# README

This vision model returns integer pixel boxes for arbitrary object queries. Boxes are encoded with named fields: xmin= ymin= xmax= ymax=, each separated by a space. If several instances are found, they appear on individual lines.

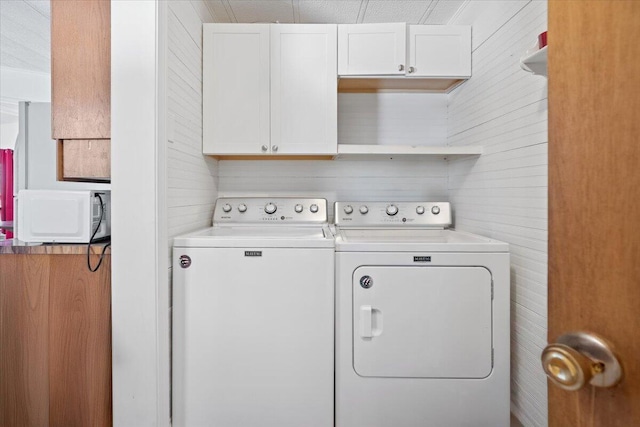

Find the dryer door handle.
xmin=360 ymin=305 xmax=373 ymax=338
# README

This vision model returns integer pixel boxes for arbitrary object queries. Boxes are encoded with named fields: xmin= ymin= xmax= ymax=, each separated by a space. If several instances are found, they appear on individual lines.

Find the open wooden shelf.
xmin=520 ymin=46 xmax=547 ymax=77
xmin=335 ymin=144 xmax=483 ymax=159
xmin=338 ymin=77 xmax=466 ymax=93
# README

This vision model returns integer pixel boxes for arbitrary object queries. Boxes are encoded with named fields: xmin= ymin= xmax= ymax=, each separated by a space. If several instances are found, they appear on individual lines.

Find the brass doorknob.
xmin=541 ymin=332 xmax=623 ymax=391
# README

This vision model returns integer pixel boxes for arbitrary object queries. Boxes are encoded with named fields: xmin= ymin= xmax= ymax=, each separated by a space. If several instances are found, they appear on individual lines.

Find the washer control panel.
xmin=334 ymin=202 xmax=451 ymax=227
xmin=214 ymin=198 xmax=328 ymax=224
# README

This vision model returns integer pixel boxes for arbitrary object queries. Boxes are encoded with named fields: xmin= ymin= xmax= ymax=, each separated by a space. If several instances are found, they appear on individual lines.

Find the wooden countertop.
xmin=0 ymin=239 xmax=111 ymax=255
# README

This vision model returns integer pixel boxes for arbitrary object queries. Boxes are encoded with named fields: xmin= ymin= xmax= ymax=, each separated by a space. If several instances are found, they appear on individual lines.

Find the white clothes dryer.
xmin=334 ymin=202 xmax=510 ymax=427
xmin=173 ymin=198 xmax=334 ymax=427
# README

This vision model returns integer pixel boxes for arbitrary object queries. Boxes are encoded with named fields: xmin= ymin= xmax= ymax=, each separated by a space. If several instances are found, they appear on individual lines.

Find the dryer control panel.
xmin=334 ymin=202 xmax=451 ymax=228
xmin=214 ymin=198 xmax=328 ymax=224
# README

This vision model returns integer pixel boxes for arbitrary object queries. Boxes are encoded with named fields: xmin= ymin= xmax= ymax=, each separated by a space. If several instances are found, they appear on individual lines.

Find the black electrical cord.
xmin=87 ymin=193 xmax=111 ymax=272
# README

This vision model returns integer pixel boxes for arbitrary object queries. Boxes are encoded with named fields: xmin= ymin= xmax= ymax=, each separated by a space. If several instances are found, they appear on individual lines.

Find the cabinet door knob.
xmin=408 ymin=66 xmax=415 ymax=74
xmin=261 ymin=145 xmax=268 ymax=152
xmin=272 ymin=145 xmax=278 ymax=152
xmin=398 ymin=64 xmax=404 ymax=72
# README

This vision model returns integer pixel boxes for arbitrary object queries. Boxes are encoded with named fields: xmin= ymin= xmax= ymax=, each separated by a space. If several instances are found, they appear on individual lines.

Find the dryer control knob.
xmin=264 ymin=203 xmax=277 ymax=214
xmin=310 ymin=204 xmax=319 ymax=213
xmin=344 ymin=205 xmax=354 ymax=214
xmin=222 ymin=203 xmax=232 ymax=213
xmin=386 ymin=204 xmax=399 ymax=216
xmin=294 ymin=204 xmax=304 ymax=213
xmin=431 ymin=205 xmax=441 ymax=215
xmin=359 ymin=205 xmax=369 ymax=215
xmin=238 ymin=204 xmax=247 ymax=213
xmin=416 ymin=206 xmax=425 ymax=215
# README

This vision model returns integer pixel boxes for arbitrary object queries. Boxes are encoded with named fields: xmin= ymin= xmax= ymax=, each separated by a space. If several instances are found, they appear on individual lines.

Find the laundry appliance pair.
xmin=172 ymin=197 xmax=509 ymax=427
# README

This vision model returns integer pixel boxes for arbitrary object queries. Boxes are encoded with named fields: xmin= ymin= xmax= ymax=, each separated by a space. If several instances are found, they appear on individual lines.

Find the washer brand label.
xmin=413 ymin=256 xmax=431 ymax=262
xmin=245 ymin=251 xmax=262 ymax=257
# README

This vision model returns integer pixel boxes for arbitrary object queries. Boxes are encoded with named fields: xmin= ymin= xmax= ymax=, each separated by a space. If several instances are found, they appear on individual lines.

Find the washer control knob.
xmin=431 ymin=205 xmax=441 ymax=215
xmin=222 ymin=203 xmax=232 ymax=213
xmin=359 ymin=205 xmax=369 ymax=215
xmin=310 ymin=204 xmax=319 ymax=213
xmin=416 ymin=206 xmax=425 ymax=215
xmin=386 ymin=204 xmax=399 ymax=216
xmin=264 ymin=203 xmax=277 ymax=214
xmin=344 ymin=205 xmax=354 ymax=215
xmin=237 ymin=204 xmax=247 ymax=213
xmin=294 ymin=204 xmax=304 ymax=213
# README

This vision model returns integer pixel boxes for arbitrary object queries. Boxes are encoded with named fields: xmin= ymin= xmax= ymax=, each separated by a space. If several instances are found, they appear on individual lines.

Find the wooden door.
xmin=271 ymin=24 xmax=337 ymax=155
xmin=202 ymin=24 xmax=270 ymax=155
xmin=337 ymin=23 xmax=406 ymax=76
xmin=548 ymin=1 xmax=640 ymax=426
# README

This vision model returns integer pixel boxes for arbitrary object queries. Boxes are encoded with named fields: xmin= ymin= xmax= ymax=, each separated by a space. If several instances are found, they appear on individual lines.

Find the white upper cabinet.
xmin=203 ymin=24 xmax=337 ymax=156
xmin=338 ymin=23 xmax=406 ymax=76
xmin=338 ymin=23 xmax=471 ymax=80
xmin=271 ymin=25 xmax=337 ymax=155
xmin=203 ymin=24 xmax=270 ymax=155
xmin=408 ymin=25 xmax=471 ymax=78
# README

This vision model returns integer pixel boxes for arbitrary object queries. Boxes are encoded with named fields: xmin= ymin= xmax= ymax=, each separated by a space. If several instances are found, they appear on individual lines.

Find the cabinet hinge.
xmin=492 ymin=348 xmax=494 ymax=367
xmin=491 ymin=279 xmax=494 ymax=300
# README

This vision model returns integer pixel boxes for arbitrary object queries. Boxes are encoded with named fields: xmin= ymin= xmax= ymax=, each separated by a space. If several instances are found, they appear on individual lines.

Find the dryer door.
xmin=353 ymin=266 xmax=492 ymax=378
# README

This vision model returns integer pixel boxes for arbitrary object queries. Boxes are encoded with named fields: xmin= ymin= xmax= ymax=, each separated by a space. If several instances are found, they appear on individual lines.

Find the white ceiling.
xmin=0 ymin=0 xmax=50 ymax=73
xmin=0 ymin=0 xmax=466 ymax=76
xmin=204 ymin=0 xmax=467 ymax=24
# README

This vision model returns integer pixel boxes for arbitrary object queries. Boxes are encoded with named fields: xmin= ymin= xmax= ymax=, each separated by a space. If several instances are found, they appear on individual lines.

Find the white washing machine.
xmin=173 ymin=198 xmax=334 ymax=427
xmin=334 ymin=202 xmax=510 ymax=427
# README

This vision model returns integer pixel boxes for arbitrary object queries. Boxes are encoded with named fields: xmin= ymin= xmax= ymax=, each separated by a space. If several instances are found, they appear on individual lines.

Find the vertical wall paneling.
xmin=165 ymin=2 xmax=219 ymax=421
xmin=167 ymin=1 xmax=218 ymax=247
xmin=448 ymin=2 xmax=548 ymax=426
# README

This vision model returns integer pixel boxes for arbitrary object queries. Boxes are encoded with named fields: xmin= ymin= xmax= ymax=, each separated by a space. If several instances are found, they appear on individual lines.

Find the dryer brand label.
xmin=413 ymin=256 xmax=431 ymax=262
xmin=245 ymin=251 xmax=262 ymax=257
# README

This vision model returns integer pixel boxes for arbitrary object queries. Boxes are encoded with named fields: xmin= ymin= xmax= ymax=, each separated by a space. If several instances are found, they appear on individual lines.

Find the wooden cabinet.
xmin=203 ymin=24 xmax=337 ymax=157
xmin=338 ymin=23 xmax=406 ymax=76
xmin=51 ymin=0 xmax=110 ymax=181
xmin=0 ymin=253 xmax=112 ymax=427
xmin=337 ymin=24 xmax=471 ymax=92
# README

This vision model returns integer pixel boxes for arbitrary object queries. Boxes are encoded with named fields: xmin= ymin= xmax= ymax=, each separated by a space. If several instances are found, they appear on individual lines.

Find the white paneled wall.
xmin=339 ymin=93 xmax=447 ymax=146
xmin=167 ymin=0 xmax=219 ymax=250
xmin=448 ymin=2 xmax=548 ymax=426
xmin=219 ymin=92 xmax=449 ymax=206
xmin=218 ymin=159 xmax=449 ymax=216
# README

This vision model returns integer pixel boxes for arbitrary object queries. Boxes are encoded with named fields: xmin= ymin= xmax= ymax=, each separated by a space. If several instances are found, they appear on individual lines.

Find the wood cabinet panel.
xmin=0 ymin=253 xmax=111 ymax=426
xmin=49 ymin=255 xmax=112 ymax=427
xmin=0 ymin=255 xmax=50 ymax=427
xmin=59 ymin=139 xmax=111 ymax=181
xmin=51 ymin=0 xmax=110 ymax=140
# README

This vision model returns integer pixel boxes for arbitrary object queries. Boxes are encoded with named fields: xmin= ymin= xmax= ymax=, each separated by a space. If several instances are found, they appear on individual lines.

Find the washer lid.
xmin=335 ymin=228 xmax=508 ymax=252
xmin=173 ymin=226 xmax=335 ymax=248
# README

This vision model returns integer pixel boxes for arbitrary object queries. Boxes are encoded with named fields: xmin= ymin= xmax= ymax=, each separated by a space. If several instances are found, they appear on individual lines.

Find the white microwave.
xmin=17 ymin=190 xmax=111 ymax=243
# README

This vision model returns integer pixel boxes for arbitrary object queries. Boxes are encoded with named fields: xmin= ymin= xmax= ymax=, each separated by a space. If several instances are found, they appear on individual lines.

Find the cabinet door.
xmin=203 ymin=24 xmax=270 ymax=155
xmin=271 ymin=25 xmax=337 ymax=154
xmin=338 ymin=23 xmax=406 ymax=75
xmin=408 ymin=25 xmax=471 ymax=77
xmin=51 ymin=0 xmax=110 ymax=140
